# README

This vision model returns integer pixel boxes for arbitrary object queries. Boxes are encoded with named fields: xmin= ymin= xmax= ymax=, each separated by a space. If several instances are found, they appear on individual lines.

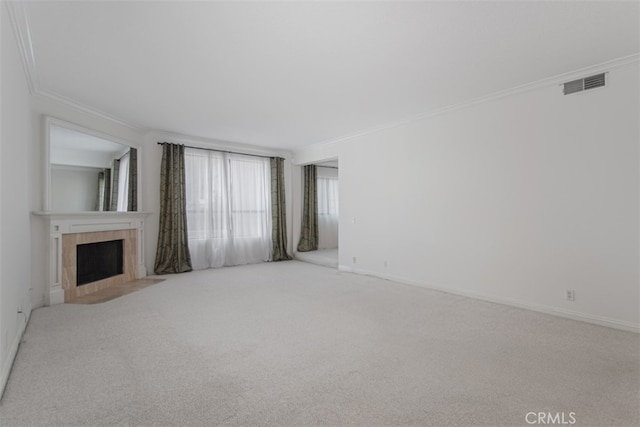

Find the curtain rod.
xmin=157 ymin=142 xmax=277 ymax=160
xmin=316 ymin=165 xmax=339 ymax=169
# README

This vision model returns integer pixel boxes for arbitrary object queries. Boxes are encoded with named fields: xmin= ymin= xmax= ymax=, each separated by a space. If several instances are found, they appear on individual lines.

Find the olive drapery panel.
xmin=110 ymin=158 xmax=120 ymax=211
xmin=103 ymin=168 xmax=111 ymax=211
xmin=96 ymin=168 xmax=111 ymax=211
xmin=127 ymin=147 xmax=138 ymax=211
xmin=270 ymin=157 xmax=292 ymax=261
xmin=297 ymin=164 xmax=318 ymax=252
xmin=154 ymin=143 xmax=193 ymax=274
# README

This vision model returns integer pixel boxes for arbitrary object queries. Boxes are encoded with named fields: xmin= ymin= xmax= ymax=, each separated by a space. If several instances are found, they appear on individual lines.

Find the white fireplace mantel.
xmin=32 ymin=211 xmax=151 ymax=305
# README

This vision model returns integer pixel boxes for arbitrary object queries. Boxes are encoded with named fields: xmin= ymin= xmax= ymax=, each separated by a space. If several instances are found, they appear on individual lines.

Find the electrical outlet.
xmin=384 ymin=260 xmax=388 ymax=268
xmin=352 ymin=256 xmax=357 ymax=264
xmin=566 ymin=290 xmax=575 ymax=302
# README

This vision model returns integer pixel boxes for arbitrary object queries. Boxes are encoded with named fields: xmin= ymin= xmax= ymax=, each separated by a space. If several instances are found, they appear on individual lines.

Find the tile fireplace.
xmin=33 ymin=212 xmax=150 ymax=305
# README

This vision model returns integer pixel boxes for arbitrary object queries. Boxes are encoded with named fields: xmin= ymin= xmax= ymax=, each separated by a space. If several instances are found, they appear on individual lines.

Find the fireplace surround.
xmin=33 ymin=211 xmax=149 ymax=305
xmin=62 ymin=229 xmax=136 ymax=302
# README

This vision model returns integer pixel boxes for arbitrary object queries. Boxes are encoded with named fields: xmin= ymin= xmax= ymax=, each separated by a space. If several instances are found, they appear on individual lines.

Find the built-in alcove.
xmin=295 ymin=159 xmax=339 ymax=269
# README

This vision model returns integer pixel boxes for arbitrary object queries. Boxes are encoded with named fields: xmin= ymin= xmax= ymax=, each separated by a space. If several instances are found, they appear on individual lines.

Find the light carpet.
xmin=294 ymin=248 xmax=339 ymax=269
xmin=0 ymin=261 xmax=638 ymax=426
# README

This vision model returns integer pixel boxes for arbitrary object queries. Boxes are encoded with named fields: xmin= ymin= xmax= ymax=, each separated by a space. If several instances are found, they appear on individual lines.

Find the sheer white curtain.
xmin=317 ymin=167 xmax=339 ymax=249
xmin=185 ymin=148 xmax=272 ymax=270
xmin=116 ymin=152 xmax=130 ymax=212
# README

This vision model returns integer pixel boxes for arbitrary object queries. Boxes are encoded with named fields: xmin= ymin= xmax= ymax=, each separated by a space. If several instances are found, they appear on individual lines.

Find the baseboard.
xmin=47 ymin=288 xmax=64 ymax=306
xmin=0 ymin=308 xmax=31 ymax=400
xmin=338 ymin=265 xmax=639 ymax=333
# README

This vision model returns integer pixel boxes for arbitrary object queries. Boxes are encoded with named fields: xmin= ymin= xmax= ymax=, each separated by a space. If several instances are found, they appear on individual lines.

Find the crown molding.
xmin=6 ymin=0 xmax=38 ymax=95
xmin=6 ymin=0 xmax=286 ymax=150
xmin=7 ymin=0 xmax=638 ymax=154
xmin=6 ymin=1 xmax=144 ymax=132
xmin=35 ymin=89 xmax=145 ymax=132
xmin=301 ymin=53 xmax=640 ymax=151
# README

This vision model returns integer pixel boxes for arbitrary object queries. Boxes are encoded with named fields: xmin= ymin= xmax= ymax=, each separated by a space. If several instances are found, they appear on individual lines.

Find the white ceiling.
xmin=23 ymin=1 xmax=639 ymax=150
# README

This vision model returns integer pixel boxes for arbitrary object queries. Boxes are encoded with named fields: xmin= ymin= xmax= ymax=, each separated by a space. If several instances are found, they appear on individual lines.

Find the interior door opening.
xmin=295 ymin=159 xmax=339 ymax=268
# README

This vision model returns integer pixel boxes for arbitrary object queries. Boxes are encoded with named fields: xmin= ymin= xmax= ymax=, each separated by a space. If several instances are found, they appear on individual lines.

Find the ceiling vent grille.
xmin=563 ymin=73 xmax=606 ymax=95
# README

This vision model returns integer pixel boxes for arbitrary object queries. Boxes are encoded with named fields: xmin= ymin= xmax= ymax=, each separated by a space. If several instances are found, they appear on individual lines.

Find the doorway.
xmin=295 ymin=159 xmax=339 ymax=268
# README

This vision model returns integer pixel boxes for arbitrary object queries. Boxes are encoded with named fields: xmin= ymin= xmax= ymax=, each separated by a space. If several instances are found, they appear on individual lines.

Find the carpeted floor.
xmin=0 ymin=261 xmax=638 ymax=426
xmin=294 ymin=248 xmax=339 ymax=268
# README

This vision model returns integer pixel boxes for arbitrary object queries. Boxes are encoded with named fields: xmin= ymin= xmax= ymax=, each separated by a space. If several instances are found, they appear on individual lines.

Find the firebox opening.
xmin=76 ymin=239 xmax=124 ymax=286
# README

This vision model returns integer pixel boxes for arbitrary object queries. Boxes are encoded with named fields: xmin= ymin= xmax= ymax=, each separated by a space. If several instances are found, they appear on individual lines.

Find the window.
xmin=317 ymin=168 xmax=339 ymax=249
xmin=317 ymin=176 xmax=339 ymax=217
xmin=185 ymin=148 xmax=272 ymax=269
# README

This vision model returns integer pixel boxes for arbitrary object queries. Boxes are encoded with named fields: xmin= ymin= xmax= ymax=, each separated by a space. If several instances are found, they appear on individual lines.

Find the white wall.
xmin=294 ymin=61 xmax=639 ymax=331
xmin=1 ymin=1 xmax=35 ymax=396
xmin=50 ymin=166 xmax=101 ymax=212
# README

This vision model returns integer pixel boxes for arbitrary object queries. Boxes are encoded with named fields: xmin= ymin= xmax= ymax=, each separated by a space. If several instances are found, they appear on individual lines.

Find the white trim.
xmin=33 ymin=211 xmax=152 ymax=218
xmin=5 ymin=1 xmax=37 ymax=95
xmin=293 ymin=156 xmax=340 ymax=167
xmin=42 ymin=116 xmax=50 ymax=211
xmin=8 ymin=0 xmax=639 ymax=154
xmin=338 ymin=265 xmax=640 ymax=334
xmin=48 ymin=288 xmax=64 ymax=306
xmin=45 ymin=117 xmax=140 ymax=151
xmin=6 ymin=1 xmax=143 ymax=131
xmin=303 ymin=54 xmax=640 ymax=150
xmin=32 ymin=211 xmax=151 ymax=305
xmin=1 ymin=1 xmax=32 ymax=401
xmin=50 ymin=164 xmax=106 ymax=173
xmin=36 ymin=90 xmax=143 ymax=132
xmin=0 ymin=307 xmax=29 ymax=400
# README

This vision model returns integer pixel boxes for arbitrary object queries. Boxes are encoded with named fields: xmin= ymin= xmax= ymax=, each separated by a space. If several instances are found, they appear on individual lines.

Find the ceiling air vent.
xmin=563 ymin=73 xmax=606 ymax=95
